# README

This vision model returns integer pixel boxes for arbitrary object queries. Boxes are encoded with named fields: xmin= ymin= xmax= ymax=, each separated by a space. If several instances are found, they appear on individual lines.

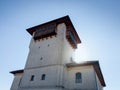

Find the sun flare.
xmin=73 ymin=44 xmax=90 ymax=63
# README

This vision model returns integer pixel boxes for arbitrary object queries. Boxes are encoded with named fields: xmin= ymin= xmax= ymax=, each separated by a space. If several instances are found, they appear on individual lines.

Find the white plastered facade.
xmin=10 ymin=21 xmax=105 ymax=90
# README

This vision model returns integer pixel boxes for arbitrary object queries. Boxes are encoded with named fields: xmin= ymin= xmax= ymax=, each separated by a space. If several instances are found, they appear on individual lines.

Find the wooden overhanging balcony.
xmin=66 ymin=31 xmax=77 ymax=49
xmin=34 ymin=24 xmax=56 ymax=40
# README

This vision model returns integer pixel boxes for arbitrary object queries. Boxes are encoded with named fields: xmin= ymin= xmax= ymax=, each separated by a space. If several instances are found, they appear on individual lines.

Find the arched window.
xmin=41 ymin=74 xmax=46 ymax=80
xmin=76 ymin=72 xmax=82 ymax=83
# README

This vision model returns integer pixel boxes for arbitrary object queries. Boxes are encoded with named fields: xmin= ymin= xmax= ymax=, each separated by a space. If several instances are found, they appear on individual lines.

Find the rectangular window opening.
xmin=75 ymin=72 xmax=82 ymax=83
xmin=30 ymin=75 xmax=35 ymax=81
xmin=41 ymin=74 xmax=46 ymax=80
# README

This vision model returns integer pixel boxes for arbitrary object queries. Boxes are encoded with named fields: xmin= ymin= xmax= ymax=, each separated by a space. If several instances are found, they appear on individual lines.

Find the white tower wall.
xmin=25 ymin=23 xmax=74 ymax=69
xmin=17 ymin=23 xmax=75 ymax=90
xmin=10 ymin=16 xmax=105 ymax=90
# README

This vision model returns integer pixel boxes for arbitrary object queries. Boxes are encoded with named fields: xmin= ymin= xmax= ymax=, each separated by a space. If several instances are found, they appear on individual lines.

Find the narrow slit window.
xmin=30 ymin=75 xmax=35 ymax=81
xmin=76 ymin=72 xmax=82 ymax=83
xmin=41 ymin=74 xmax=46 ymax=80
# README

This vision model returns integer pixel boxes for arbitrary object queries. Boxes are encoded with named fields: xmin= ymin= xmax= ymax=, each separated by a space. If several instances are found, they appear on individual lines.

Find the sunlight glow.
xmin=73 ymin=44 xmax=90 ymax=63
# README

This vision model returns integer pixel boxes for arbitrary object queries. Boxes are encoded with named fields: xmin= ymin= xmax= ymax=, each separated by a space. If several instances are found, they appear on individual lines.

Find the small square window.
xmin=40 ymin=57 xmax=43 ymax=60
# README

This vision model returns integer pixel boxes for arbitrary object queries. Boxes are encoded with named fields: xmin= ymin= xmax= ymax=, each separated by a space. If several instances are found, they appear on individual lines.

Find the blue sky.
xmin=0 ymin=0 xmax=120 ymax=90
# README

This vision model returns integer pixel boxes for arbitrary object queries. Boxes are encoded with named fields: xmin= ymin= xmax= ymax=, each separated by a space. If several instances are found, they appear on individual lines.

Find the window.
xmin=41 ymin=74 xmax=46 ymax=80
xmin=75 ymin=72 xmax=82 ymax=83
xmin=40 ymin=57 xmax=43 ymax=60
xmin=30 ymin=75 xmax=35 ymax=81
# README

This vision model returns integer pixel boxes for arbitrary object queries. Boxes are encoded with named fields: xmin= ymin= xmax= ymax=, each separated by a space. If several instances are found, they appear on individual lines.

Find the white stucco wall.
xmin=11 ymin=65 xmax=103 ymax=90
xmin=25 ymin=36 xmax=61 ymax=69
xmin=25 ymin=23 xmax=74 ymax=69
xmin=18 ymin=23 xmax=75 ymax=90
xmin=10 ymin=73 xmax=23 ymax=90
xmin=18 ymin=87 xmax=64 ymax=90
xmin=56 ymin=23 xmax=75 ymax=64
xmin=10 ymin=66 xmax=64 ymax=90
xmin=64 ymin=65 xmax=98 ymax=90
xmin=10 ymin=21 xmax=105 ymax=90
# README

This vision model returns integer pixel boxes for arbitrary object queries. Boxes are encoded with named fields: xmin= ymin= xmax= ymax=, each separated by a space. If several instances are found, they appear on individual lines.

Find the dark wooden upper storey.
xmin=26 ymin=16 xmax=81 ymax=49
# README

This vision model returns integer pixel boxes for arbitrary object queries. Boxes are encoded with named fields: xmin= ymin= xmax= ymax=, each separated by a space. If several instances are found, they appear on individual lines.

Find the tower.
xmin=10 ymin=16 xmax=106 ymax=90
